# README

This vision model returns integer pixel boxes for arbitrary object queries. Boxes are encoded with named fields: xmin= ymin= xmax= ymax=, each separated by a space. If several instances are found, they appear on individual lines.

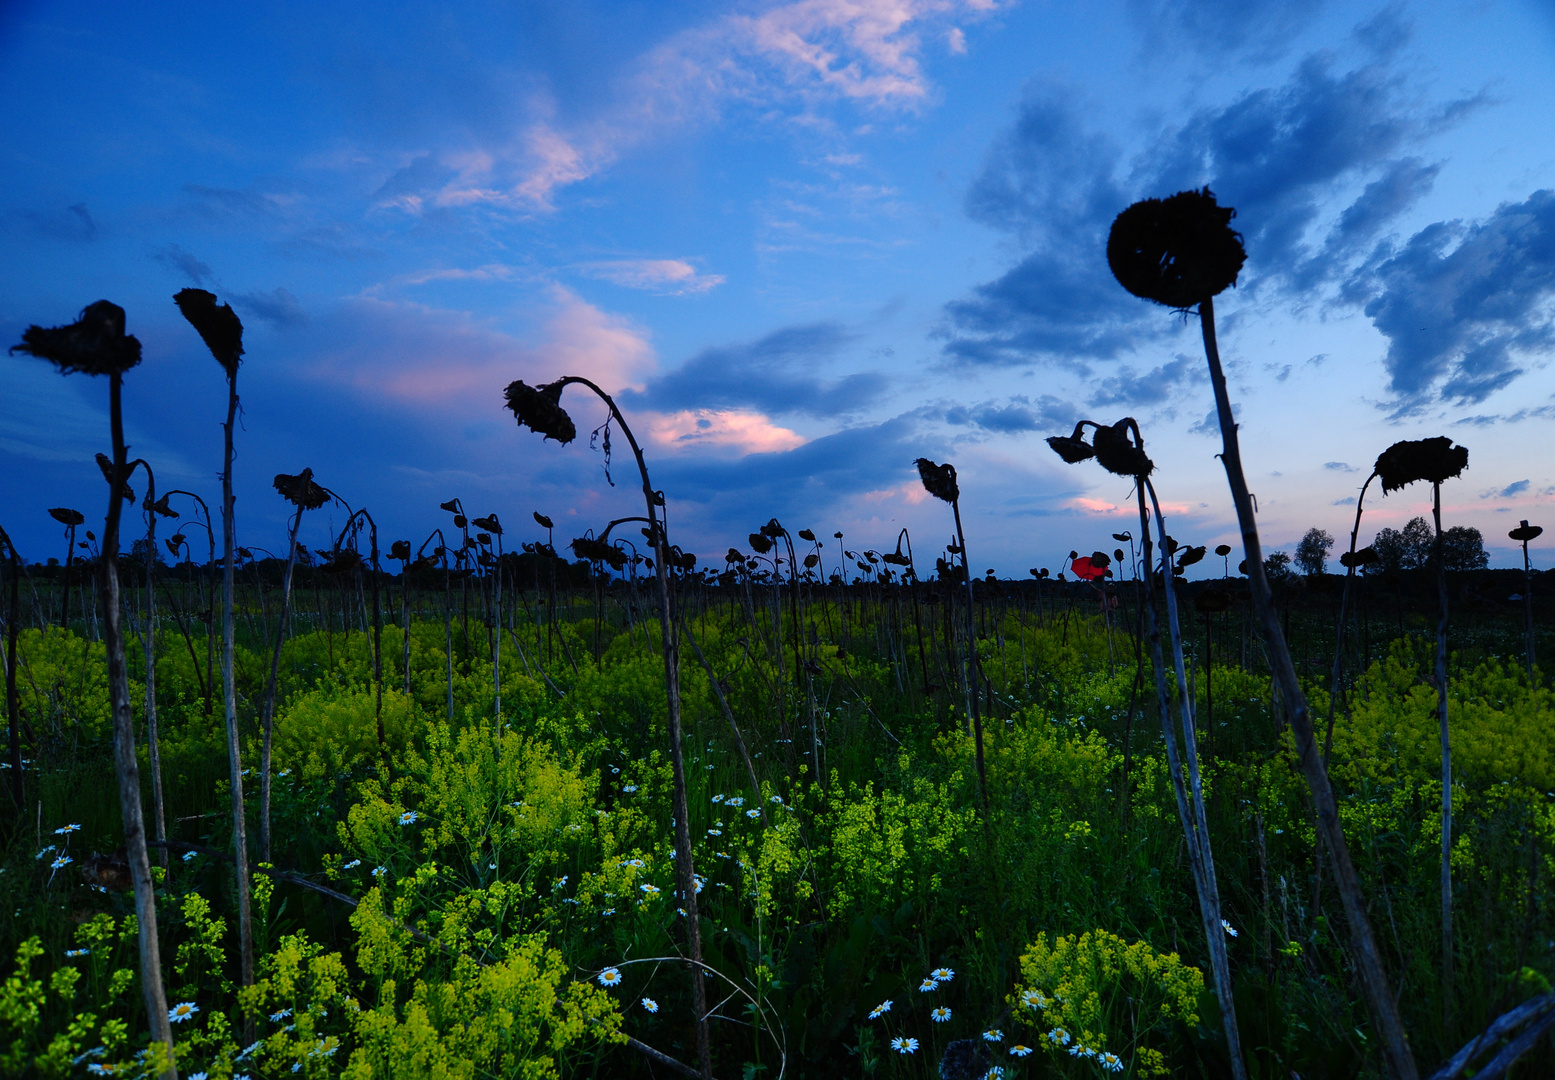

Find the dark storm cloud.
xmin=944 ymin=40 xmax=1482 ymax=396
xmin=623 ymin=323 xmax=886 ymax=418
xmin=943 ymin=89 xmax=1143 ymax=368
xmin=1345 ymin=190 xmax=1555 ymax=412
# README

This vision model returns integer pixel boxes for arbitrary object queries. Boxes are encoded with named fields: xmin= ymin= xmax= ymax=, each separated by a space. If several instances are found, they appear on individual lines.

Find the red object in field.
xmin=1070 ymin=555 xmax=1108 ymax=580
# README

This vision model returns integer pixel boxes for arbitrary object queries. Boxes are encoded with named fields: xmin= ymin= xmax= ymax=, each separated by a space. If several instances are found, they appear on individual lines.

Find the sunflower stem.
xmin=1199 ymin=296 xmax=1418 ymax=1080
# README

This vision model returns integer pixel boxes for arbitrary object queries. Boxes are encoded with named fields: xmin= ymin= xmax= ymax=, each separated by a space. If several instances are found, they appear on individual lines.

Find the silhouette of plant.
xmin=1109 ymin=188 xmax=1416 ymax=1080
xmin=1510 ymin=520 xmax=1543 ymax=676
xmin=914 ymin=458 xmax=988 ymax=808
xmin=1375 ymin=435 xmax=1470 ymax=1020
xmin=1045 ymin=415 xmax=1242 ymax=1076
xmin=260 ymin=467 xmax=335 ymax=863
xmin=174 ymin=286 xmax=257 ymax=1034
xmin=505 ymin=375 xmax=713 ymax=1079
xmin=10 ymin=300 xmax=176 ymax=1073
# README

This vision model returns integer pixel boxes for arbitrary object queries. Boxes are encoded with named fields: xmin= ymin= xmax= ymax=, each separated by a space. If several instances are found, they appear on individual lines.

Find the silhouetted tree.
xmin=1295 ymin=527 xmax=1334 ymax=575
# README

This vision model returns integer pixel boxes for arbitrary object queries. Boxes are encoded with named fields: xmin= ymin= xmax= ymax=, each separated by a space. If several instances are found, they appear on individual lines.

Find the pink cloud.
xmin=297 ymin=287 xmax=656 ymax=414
xmin=647 ymin=409 xmax=807 ymax=454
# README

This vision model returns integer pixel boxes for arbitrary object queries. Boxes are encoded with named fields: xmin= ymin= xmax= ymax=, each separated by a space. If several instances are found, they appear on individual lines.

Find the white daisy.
xmin=641 ymin=997 xmax=659 ymax=1013
xmin=931 ymin=1006 xmax=952 ymax=1022
xmin=398 ymin=811 xmax=418 ymax=826
xmin=931 ymin=967 xmax=955 ymax=982
xmin=868 ymin=999 xmax=892 ymax=1019
xmin=167 ymin=1001 xmax=199 ymax=1023
xmin=891 ymin=1037 xmax=918 ymax=1054
xmin=598 ymin=967 xmax=622 ymax=987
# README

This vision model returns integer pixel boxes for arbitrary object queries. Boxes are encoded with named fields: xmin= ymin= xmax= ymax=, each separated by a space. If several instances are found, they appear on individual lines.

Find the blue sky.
xmin=4 ymin=0 xmax=1555 ymax=575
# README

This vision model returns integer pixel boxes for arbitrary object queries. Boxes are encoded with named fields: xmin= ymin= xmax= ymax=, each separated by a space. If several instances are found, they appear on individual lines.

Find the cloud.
xmin=1128 ymin=0 xmax=1325 ymax=60
xmin=1344 ymin=190 xmax=1555 ymax=412
xmin=366 ymin=1 xmax=997 ymax=216
xmin=231 ymin=287 xmax=308 ymax=329
xmin=21 ymin=202 xmax=98 ymax=242
xmin=576 ymin=259 xmax=726 ymax=295
xmin=1454 ymin=405 xmax=1555 ymax=427
xmin=942 ymin=394 xmax=1077 ymax=433
xmin=648 ymin=409 xmax=807 ymax=454
xmin=624 ymin=322 xmax=886 ymax=418
xmin=945 ymin=45 xmax=1477 ymax=368
xmin=155 ymin=244 xmax=214 ymax=284
xmin=1499 ymin=479 xmax=1530 ymax=497
xmin=1324 ymin=461 xmax=1356 ymax=472
xmin=296 ymin=286 xmax=655 ymax=411
xmin=1089 ymin=355 xmax=1200 ymax=409
xmin=652 ymin=413 xmax=930 ymax=526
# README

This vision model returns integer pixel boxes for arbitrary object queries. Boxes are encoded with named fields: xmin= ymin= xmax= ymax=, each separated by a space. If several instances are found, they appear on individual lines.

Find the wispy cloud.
xmin=576 ymin=259 xmax=726 ymax=295
xmin=367 ymin=1 xmax=997 ymax=216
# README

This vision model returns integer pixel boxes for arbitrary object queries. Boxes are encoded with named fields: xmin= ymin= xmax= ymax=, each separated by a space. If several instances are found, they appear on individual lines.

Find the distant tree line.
xmin=1270 ymin=519 xmax=1489 ymax=578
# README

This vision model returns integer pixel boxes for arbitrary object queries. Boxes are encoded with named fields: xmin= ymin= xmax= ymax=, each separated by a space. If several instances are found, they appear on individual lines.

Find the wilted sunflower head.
xmin=49 ymin=507 xmax=85 ymax=528
xmin=1107 ymin=188 xmax=1246 ymax=309
xmin=1510 ymin=520 xmax=1543 ymax=544
xmin=748 ymin=531 xmax=774 ymax=554
xmin=1092 ymin=419 xmax=1154 ymax=478
xmin=472 ymin=514 xmax=502 ymax=535
xmin=1340 ymin=546 xmax=1380 ymax=569
xmin=533 ymin=511 xmax=553 ymax=530
xmin=1046 ymin=423 xmax=1096 ymax=465
xmin=504 ymin=379 xmax=576 ymax=444
xmin=915 ymin=458 xmax=959 ymax=503
xmin=173 ymin=289 xmax=243 ymax=377
xmin=12 ymin=300 xmax=142 ymax=377
xmin=94 ymin=453 xmax=135 ymax=503
xmin=1214 ymin=543 xmax=1232 ymax=557
xmin=1176 ymin=545 xmax=1206 ymax=569
xmin=273 ymin=468 xmax=329 ymax=510
xmin=1373 ymin=437 xmax=1468 ymax=494
xmin=389 ymin=540 xmax=412 ymax=561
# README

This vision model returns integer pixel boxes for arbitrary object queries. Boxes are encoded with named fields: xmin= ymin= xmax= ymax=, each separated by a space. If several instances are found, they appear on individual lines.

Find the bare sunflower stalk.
xmin=1509 ymin=520 xmax=1542 ymax=677
xmin=505 ymin=375 xmax=712 ymax=1080
xmin=1106 ymin=188 xmax=1417 ymax=1079
xmin=914 ymin=458 xmax=988 ymax=809
xmin=174 ymin=287 xmax=256 ymax=1039
xmin=1047 ymin=417 xmax=1244 ymax=1080
xmin=1372 ymin=436 xmax=1469 ymax=1024
xmin=260 ymin=468 xmax=330 ymax=862
xmin=11 ymin=301 xmax=178 ymax=1077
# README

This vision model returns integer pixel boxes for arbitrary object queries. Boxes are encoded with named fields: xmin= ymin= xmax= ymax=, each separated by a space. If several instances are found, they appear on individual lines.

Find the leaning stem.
xmin=220 ymin=371 xmax=256 ymax=1040
xmin=1325 ymin=472 xmax=1377 ymax=764
xmin=950 ymin=498 xmax=987 ymax=809
xmin=553 ymin=376 xmax=711 ymax=1080
xmin=260 ymin=504 xmax=305 ymax=865
xmin=1199 ymin=296 xmax=1417 ymax=1079
xmin=105 ymin=372 xmax=178 ymax=1077
xmin=1143 ymin=478 xmax=1245 ymax=1080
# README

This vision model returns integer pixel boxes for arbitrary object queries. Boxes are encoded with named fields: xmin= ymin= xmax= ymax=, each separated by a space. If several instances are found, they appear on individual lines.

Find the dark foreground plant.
xmin=506 ymin=377 xmax=712 ymax=1080
xmin=1046 ymin=416 xmax=1244 ymax=1080
xmin=11 ymin=301 xmax=177 ymax=1076
xmin=1109 ymin=188 xmax=1417 ymax=1079
xmin=914 ymin=458 xmax=988 ymax=808
xmin=1375 ymin=436 xmax=1469 ymax=1023
xmin=261 ymin=467 xmax=331 ymax=862
xmin=174 ymin=287 xmax=256 ymax=1037
xmin=1510 ymin=520 xmax=1542 ymax=676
